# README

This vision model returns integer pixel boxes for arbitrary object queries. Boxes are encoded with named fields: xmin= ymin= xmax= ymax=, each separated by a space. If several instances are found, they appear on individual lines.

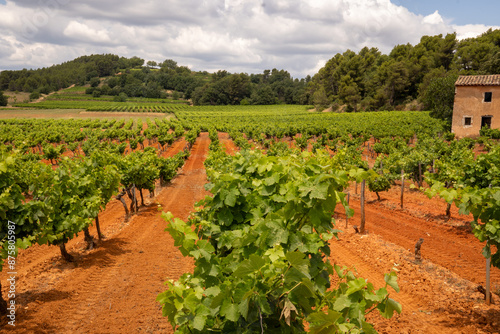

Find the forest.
xmin=309 ymin=29 xmax=500 ymax=117
xmin=0 ymin=29 xmax=499 ymax=116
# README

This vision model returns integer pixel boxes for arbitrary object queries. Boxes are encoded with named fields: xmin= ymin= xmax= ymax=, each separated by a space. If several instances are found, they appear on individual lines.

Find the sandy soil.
xmin=1 ymin=134 xmax=500 ymax=333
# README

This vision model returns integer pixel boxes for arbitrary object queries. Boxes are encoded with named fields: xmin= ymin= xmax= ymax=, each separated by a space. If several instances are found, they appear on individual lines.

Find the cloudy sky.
xmin=0 ymin=0 xmax=499 ymax=78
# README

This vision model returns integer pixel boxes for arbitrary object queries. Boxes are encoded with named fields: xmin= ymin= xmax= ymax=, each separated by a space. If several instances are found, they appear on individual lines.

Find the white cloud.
xmin=165 ymin=27 xmax=262 ymax=65
xmin=0 ymin=37 xmax=15 ymax=58
xmin=0 ymin=0 xmax=498 ymax=77
xmin=422 ymin=10 xmax=445 ymax=25
xmin=453 ymin=24 xmax=500 ymax=40
xmin=3 ymin=38 xmax=81 ymax=69
xmin=63 ymin=21 xmax=111 ymax=44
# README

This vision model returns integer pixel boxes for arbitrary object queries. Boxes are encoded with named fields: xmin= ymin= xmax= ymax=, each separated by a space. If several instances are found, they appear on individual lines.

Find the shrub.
xmin=92 ymin=88 xmax=102 ymax=98
xmin=29 ymin=91 xmax=40 ymax=101
xmin=480 ymin=127 xmax=500 ymax=139
xmin=0 ymin=91 xmax=9 ymax=106
xmin=443 ymin=132 xmax=455 ymax=141
xmin=113 ymin=92 xmax=128 ymax=102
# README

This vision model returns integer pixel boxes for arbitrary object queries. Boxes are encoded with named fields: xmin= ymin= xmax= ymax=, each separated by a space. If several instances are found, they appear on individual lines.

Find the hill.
xmin=1 ymin=28 xmax=500 ymax=112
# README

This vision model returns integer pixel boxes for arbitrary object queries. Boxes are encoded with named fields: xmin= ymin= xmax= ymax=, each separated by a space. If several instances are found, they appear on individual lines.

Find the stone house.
xmin=451 ymin=74 xmax=500 ymax=138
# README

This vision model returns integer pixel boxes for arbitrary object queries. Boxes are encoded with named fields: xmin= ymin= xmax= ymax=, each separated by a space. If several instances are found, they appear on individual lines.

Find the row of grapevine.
xmin=86 ymin=105 xmax=188 ymax=113
xmin=0 ymin=117 xmax=195 ymax=160
xmin=422 ymin=145 xmax=500 ymax=268
xmin=158 ymin=145 xmax=401 ymax=332
xmin=13 ymin=100 xmax=190 ymax=113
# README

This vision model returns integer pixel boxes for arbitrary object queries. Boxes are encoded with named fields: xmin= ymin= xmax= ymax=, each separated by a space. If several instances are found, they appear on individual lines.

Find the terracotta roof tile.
xmin=455 ymin=75 xmax=500 ymax=86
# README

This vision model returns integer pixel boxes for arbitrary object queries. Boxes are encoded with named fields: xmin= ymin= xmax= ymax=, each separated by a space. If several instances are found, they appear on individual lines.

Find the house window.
xmin=484 ymin=92 xmax=492 ymax=102
xmin=464 ymin=116 xmax=472 ymax=126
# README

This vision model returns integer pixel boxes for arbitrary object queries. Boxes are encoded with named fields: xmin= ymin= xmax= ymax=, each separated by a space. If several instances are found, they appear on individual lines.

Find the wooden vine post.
xmin=400 ymin=169 xmax=405 ymax=209
xmin=418 ymin=162 xmax=423 ymax=188
xmin=345 ymin=192 xmax=350 ymax=229
xmin=486 ymin=183 xmax=492 ymax=305
xmin=360 ymin=180 xmax=366 ymax=234
xmin=95 ymin=215 xmax=103 ymax=240
xmin=486 ymin=257 xmax=491 ymax=305
xmin=133 ymin=184 xmax=138 ymax=213
xmin=414 ymin=238 xmax=424 ymax=263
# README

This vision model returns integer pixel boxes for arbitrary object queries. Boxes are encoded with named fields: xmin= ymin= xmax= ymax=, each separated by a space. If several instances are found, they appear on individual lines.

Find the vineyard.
xmin=12 ymin=100 xmax=190 ymax=113
xmin=0 ymin=106 xmax=500 ymax=333
xmin=11 ymin=84 xmax=190 ymax=113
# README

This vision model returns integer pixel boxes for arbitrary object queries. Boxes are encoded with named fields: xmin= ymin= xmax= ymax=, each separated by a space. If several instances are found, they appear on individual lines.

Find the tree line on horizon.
xmin=309 ymin=28 xmax=500 ymax=121
xmin=0 ymin=28 xmax=499 ymax=121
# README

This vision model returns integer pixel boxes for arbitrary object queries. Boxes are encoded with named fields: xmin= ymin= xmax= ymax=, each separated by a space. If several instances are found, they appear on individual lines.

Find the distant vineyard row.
xmin=13 ymin=100 xmax=190 ymax=113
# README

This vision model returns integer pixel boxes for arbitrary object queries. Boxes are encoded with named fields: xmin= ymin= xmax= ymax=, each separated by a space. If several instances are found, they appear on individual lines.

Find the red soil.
xmin=218 ymin=132 xmax=238 ymax=155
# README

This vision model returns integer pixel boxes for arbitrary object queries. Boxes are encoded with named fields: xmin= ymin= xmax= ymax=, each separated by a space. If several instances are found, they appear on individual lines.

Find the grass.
xmin=4 ymin=91 xmax=31 ymax=106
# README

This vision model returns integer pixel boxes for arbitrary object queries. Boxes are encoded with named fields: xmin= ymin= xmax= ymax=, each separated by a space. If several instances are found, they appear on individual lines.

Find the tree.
xmin=421 ymin=73 xmax=458 ymax=123
xmin=483 ymin=51 xmax=500 ymax=74
xmin=92 ymin=88 xmax=102 ymax=98
xmin=438 ymin=33 xmax=458 ymax=70
xmin=193 ymin=73 xmax=251 ymax=105
xmin=106 ymin=76 xmax=119 ymax=88
xmin=160 ymin=59 xmax=178 ymax=70
xmin=212 ymin=70 xmax=230 ymax=82
xmin=89 ymin=77 xmax=100 ymax=87
xmin=95 ymin=55 xmax=119 ymax=76
xmin=129 ymin=56 xmax=145 ymax=68
xmin=142 ymin=82 xmax=162 ymax=98
xmin=147 ymin=60 xmax=158 ymax=68
xmin=251 ymin=85 xmax=276 ymax=105
xmin=376 ymin=60 xmax=410 ymax=106
xmin=338 ymin=75 xmax=361 ymax=112
xmin=312 ymin=86 xmax=330 ymax=111
xmin=418 ymin=67 xmax=447 ymax=98
xmin=454 ymin=39 xmax=496 ymax=72
xmin=0 ymin=91 xmax=7 ymax=106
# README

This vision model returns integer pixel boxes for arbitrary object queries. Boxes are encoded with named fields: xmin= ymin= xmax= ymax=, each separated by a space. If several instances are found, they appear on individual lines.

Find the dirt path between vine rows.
xmin=337 ymin=184 xmax=500 ymax=288
xmin=0 ymin=134 xmax=210 ymax=333
xmin=329 ymin=184 xmax=500 ymax=333
xmin=218 ymin=132 xmax=238 ymax=154
xmin=329 ymin=230 xmax=500 ymax=333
